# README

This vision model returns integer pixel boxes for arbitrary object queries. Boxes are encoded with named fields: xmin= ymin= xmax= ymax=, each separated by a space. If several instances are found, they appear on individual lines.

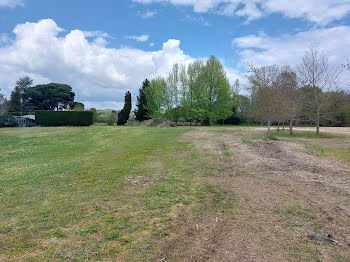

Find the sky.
xmin=0 ymin=0 xmax=350 ymax=109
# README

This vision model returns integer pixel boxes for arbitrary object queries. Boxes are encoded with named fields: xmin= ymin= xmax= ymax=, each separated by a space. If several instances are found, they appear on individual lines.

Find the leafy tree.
xmin=135 ymin=79 xmax=150 ymax=121
xmin=72 ymin=102 xmax=85 ymax=111
xmin=8 ymin=86 xmax=22 ymax=112
xmin=106 ymin=112 xmax=116 ymax=125
xmin=16 ymin=76 xmax=33 ymax=93
xmin=17 ymin=76 xmax=33 ymax=111
xmin=117 ymin=91 xmax=132 ymax=125
xmin=165 ymin=64 xmax=180 ymax=122
xmin=24 ymin=83 xmax=75 ymax=110
xmin=0 ymin=88 xmax=9 ymax=115
xmin=182 ymin=60 xmax=204 ymax=124
xmin=145 ymin=77 xmax=167 ymax=118
xmin=201 ymin=56 xmax=232 ymax=124
xmin=89 ymin=108 xmax=98 ymax=123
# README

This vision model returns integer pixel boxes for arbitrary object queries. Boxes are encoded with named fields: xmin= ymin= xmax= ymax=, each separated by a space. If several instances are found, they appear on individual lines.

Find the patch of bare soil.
xmin=137 ymin=118 xmax=177 ymax=127
xmin=164 ymin=128 xmax=350 ymax=262
xmin=127 ymin=175 xmax=164 ymax=186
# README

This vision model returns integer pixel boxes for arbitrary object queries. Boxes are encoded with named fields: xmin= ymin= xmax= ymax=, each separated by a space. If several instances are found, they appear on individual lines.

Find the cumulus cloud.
xmin=233 ymin=26 xmax=350 ymax=67
xmin=0 ymin=0 xmax=23 ymax=8
xmin=0 ymin=19 xmax=197 ymax=109
xmin=126 ymin=34 xmax=150 ymax=42
xmin=133 ymin=0 xmax=350 ymax=24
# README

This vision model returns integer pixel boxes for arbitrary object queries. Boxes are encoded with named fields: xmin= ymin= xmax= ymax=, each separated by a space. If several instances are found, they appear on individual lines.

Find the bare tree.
xmin=276 ymin=67 xmax=301 ymax=134
xmin=247 ymin=64 xmax=282 ymax=136
xmin=297 ymin=45 xmax=341 ymax=134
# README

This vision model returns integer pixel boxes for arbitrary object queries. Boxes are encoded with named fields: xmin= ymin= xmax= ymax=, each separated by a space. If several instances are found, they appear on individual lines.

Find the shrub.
xmin=0 ymin=114 xmax=19 ymax=128
xmin=35 ymin=111 xmax=93 ymax=126
xmin=106 ymin=112 xmax=116 ymax=125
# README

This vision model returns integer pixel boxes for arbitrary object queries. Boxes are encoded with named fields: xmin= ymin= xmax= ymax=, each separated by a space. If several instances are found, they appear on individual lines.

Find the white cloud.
xmin=0 ymin=0 xmax=23 ymax=8
xmin=138 ymin=10 xmax=158 ymax=19
xmin=232 ymin=26 xmax=350 ymax=88
xmin=133 ymin=0 xmax=350 ymax=24
xmin=0 ymin=19 xmax=196 ymax=109
xmin=82 ymin=31 xmax=111 ymax=39
xmin=233 ymin=26 xmax=350 ymax=67
xmin=126 ymin=34 xmax=149 ymax=42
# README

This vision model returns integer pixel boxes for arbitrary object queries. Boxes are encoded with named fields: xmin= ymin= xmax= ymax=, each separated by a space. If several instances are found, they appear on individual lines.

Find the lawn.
xmin=1 ymin=125 xmax=350 ymax=262
xmin=0 ymin=125 xmax=208 ymax=261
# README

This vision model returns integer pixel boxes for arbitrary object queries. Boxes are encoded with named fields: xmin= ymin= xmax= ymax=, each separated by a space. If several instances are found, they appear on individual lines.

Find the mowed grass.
xmin=0 ymin=125 xmax=202 ymax=261
xmin=274 ymin=130 xmax=338 ymax=139
xmin=307 ymin=145 xmax=350 ymax=165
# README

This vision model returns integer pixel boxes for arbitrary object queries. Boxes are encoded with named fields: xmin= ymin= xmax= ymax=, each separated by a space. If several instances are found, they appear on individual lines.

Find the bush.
xmin=106 ymin=113 xmax=116 ymax=125
xmin=35 ymin=111 xmax=93 ymax=126
xmin=0 ymin=114 xmax=19 ymax=128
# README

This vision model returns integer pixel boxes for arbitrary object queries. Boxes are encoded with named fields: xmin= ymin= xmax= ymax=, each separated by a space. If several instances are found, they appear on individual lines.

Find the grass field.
xmin=1 ymin=125 xmax=350 ymax=261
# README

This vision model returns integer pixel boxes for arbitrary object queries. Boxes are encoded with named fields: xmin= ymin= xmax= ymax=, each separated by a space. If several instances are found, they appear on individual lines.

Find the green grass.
xmin=307 ymin=145 xmax=350 ymax=165
xmin=0 ymin=125 xmax=206 ymax=261
xmin=274 ymin=130 xmax=337 ymax=139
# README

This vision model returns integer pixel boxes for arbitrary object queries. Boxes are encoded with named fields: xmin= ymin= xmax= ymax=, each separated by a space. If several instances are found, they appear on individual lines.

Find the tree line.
xmin=0 ymin=77 xmax=77 ymax=113
xmin=133 ymin=48 xmax=350 ymax=134
xmin=1 ymin=47 xmax=349 ymax=132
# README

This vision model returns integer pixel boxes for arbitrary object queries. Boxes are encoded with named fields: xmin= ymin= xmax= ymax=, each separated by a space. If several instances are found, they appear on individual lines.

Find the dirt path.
xmin=172 ymin=128 xmax=350 ymax=262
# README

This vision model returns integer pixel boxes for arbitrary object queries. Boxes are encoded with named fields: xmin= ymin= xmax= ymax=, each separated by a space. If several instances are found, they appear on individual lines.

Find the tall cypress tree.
xmin=8 ymin=86 xmax=22 ymax=112
xmin=135 ymin=79 xmax=150 ymax=121
xmin=117 ymin=91 xmax=132 ymax=125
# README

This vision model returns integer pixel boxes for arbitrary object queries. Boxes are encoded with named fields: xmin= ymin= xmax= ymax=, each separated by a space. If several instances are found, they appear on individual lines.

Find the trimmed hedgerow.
xmin=35 ymin=111 xmax=93 ymax=126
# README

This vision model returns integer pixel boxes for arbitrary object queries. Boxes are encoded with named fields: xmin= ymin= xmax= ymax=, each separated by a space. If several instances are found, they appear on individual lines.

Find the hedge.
xmin=0 ymin=114 xmax=19 ymax=128
xmin=35 ymin=111 xmax=93 ymax=126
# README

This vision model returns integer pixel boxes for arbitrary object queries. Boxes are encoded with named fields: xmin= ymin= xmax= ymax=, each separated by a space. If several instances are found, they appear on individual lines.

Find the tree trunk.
xmin=289 ymin=120 xmax=293 ymax=135
xmin=277 ymin=121 xmax=280 ymax=132
xmin=316 ymin=108 xmax=320 ymax=134
xmin=267 ymin=119 xmax=271 ymax=137
xmin=282 ymin=121 xmax=285 ymax=130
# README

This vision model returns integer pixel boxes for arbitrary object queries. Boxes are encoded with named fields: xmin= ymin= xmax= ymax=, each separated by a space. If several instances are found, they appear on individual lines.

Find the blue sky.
xmin=1 ymin=0 xmax=350 ymax=109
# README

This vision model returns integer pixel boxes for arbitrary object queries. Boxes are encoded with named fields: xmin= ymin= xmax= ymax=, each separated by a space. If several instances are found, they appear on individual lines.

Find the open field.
xmin=1 ymin=126 xmax=350 ymax=261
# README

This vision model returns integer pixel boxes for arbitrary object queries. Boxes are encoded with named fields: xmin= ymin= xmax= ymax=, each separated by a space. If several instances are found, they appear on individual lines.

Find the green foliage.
xmin=35 ymin=111 xmax=93 ymax=126
xmin=8 ymin=87 xmax=22 ymax=112
xmin=78 ymin=224 xmax=98 ymax=236
xmin=72 ymin=102 xmax=85 ymax=111
xmin=24 ymin=83 xmax=75 ymax=110
xmin=89 ymin=108 xmax=98 ymax=123
xmin=144 ymin=56 xmax=232 ymax=125
xmin=16 ymin=76 xmax=33 ymax=111
xmin=106 ymin=112 xmax=116 ymax=125
xmin=0 ymin=88 xmax=8 ymax=115
xmin=0 ymin=114 xmax=18 ymax=128
xmin=117 ymin=91 xmax=132 ymax=125
xmin=135 ymin=79 xmax=150 ymax=121
xmin=145 ymin=77 xmax=167 ymax=118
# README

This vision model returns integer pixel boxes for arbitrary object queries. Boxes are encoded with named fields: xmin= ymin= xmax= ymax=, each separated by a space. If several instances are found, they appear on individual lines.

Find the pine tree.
xmin=117 ymin=91 xmax=132 ymax=125
xmin=16 ymin=76 xmax=33 ymax=111
xmin=8 ymin=87 xmax=22 ymax=112
xmin=135 ymin=79 xmax=150 ymax=121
